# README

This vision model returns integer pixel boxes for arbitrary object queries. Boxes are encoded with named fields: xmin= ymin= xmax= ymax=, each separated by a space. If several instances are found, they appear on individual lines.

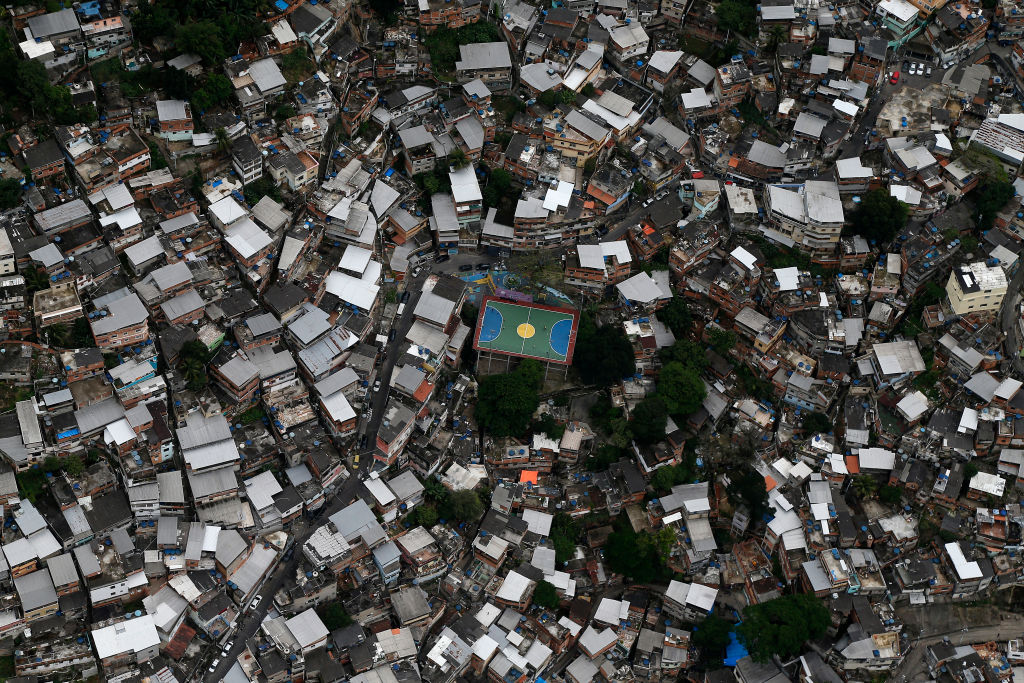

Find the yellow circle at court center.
xmin=517 ymin=323 xmax=536 ymax=339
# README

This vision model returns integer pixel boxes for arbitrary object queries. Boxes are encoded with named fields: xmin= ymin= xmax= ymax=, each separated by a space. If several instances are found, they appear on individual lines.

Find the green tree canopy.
xmin=878 ymin=485 xmax=902 ymax=505
xmin=848 ymin=189 xmax=908 ymax=244
xmin=533 ymin=580 xmax=559 ymax=609
xmin=193 ymin=73 xmax=234 ymax=112
xmin=0 ymin=178 xmax=22 ymax=209
xmin=693 ymin=614 xmax=733 ymax=667
xmin=476 ymin=359 xmax=543 ymax=437
xmin=409 ymin=505 xmax=439 ymax=527
xmin=605 ymin=518 xmax=674 ymax=582
xmin=659 ymin=296 xmax=693 ymax=338
xmin=658 ymin=361 xmax=707 ymax=417
xmin=708 ymin=328 xmax=736 ymax=356
xmin=175 ymin=21 xmax=227 ymax=66
xmin=630 ymin=395 xmax=668 ymax=445
xmin=442 ymin=489 xmax=484 ymax=522
xmin=318 ymin=603 xmax=354 ymax=630
xmin=573 ymin=314 xmax=636 ymax=386
xmin=727 ymin=468 xmax=769 ymax=520
xmin=737 ymin=594 xmax=830 ymax=662
xmin=973 ymin=180 xmax=1015 ymax=232
xmin=802 ymin=411 xmax=831 ymax=434
xmin=716 ymin=0 xmax=757 ymax=35
xmin=660 ymin=339 xmax=709 ymax=374
xmin=550 ymin=512 xmax=580 ymax=564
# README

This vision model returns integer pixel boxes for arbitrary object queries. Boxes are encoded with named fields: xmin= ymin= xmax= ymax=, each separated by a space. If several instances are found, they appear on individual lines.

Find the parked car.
xmin=359 ymin=434 xmax=368 ymax=449
xmin=926 ymin=65 xmax=932 ymax=76
xmin=903 ymin=59 xmax=910 ymax=70
xmin=436 ymin=254 xmax=450 ymax=263
xmin=890 ymin=71 xmax=900 ymax=84
xmin=388 ymin=329 xmax=396 ymax=341
xmin=209 ymin=659 xmax=220 ymax=673
xmin=401 ymin=290 xmax=410 ymax=303
xmin=221 ymin=642 xmax=234 ymax=657
xmin=459 ymin=264 xmax=473 ymax=272
xmin=374 ymin=380 xmax=382 ymax=391
xmin=412 ymin=266 xmax=422 ymax=277
xmin=250 ymin=595 xmax=262 ymax=610
xmin=478 ymin=263 xmax=491 ymax=271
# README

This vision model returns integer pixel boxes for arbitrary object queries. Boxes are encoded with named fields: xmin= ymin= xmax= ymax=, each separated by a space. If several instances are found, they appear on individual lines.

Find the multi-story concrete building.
xmin=945 ymin=262 xmax=1008 ymax=316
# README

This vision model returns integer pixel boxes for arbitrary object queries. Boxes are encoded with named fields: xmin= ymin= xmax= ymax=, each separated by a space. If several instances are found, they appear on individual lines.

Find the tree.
xmin=802 ymin=412 xmax=831 ymax=434
xmin=534 ymin=413 xmax=565 ymax=440
xmin=483 ymin=167 xmax=515 ymax=208
xmin=660 ymin=339 xmax=709 ymax=374
xmin=659 ymin=296 xmax=693 ymax=338
xmin=178 ymin=340 xmax=210 ymax=392
xmin=765 ymin=25 xmax=787 ymax=54
xmin=693 ymin=614 xmax=733 ymax=666
xmin=630 ymin=395 xmax=668 ymax=445
xmin=716 ymin=0 xmax=757 ymax=35
xmin=64 ymin=454 xmax=84 ymax=477
xmin=550 ymin=512 xmax=580 ymax=563
xmin=0 ymin=178 xmax=21 ymax=209
xmin=708 ymin=328 xmax=736 ymax=356
xmin=848 ymin=189 xmax=908 ymax=244
xmin=276 ymin=103 xmax=298 ymax=120
xmin=573 ymin=314 xmax=636 ymax=386
xmin=318 ymin=603 xmax=354 ymax=630
xmin=727 ymin=468 xmax=769 ymax=521
xmin=651 ymin=465 xmax=680 ymax=493
xmin=423 ymin=476 xmax=448 ymax=503
xmin=737 ymin=594 xmax=830 ymax=662
xmin=368 ymin=0 xmax=402 ymax=21
xmin=878 ymin=485 xmax=902 ymax=505
xmin=448 ymin=147 xmax=468 ymax=169
xmin=658 ymin=361 xmax=707 ymax=417
xmin=583 ymin=157 xmax=597 ymax=176
xmin=214 ymin=128 xmax=231 ymax=156
xmin=23 ymin=267 xmax=50 ymax=294
xmin=533 ymin=580 xmax=560 ymax=609
xmin=444 ymin=489 xmax=484 ymax=522
xmin=973 ymin=180 xmax=1015 ymax=232
xmin=175 ymin=21 xmax=227 ymax=66
xmin=194 ymin=73 xmax=234 ymax=112
xmin=460 ymin=303 xmax=478 ymax=328
xmin=476 ymin=360 xmax=543 ymax=437
xmin=852 ymin=474 xmax=878 ymax=498
xmin=586 ymin=443 xmax=626 ymax=471
xmin=409 ymin=505 xmax=439 ymax=527
xmin=47 ymin=323 xmax=70 ymax=348
xmin=605 ymin=517 xmax=674 ymax=582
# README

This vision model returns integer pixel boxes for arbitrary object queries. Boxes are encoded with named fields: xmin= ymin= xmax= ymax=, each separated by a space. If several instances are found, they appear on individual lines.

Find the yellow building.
xmin=946 ymin=262 xmax=1007 ymax=315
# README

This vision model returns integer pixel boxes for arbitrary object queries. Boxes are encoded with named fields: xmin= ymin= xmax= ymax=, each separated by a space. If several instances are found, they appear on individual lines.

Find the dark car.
xmin=459 ymin=264 xmax=473 ymax=272
xmin=400 ymin=290 xmax=410 ymax=303
xmin=478 ymin=263 xmax=491 ymax=271
xmin=436 ymin=254 xmax=450 ymax=263
xmin=903 ymin=59 xmax=910 ymax=70
xmin=359 ymin=434 xmax=368 ymax=449
xmin=388 ymin=328 xmax=396 ymax=341
xmin=597 ymin=226 xmax=610 ymax=236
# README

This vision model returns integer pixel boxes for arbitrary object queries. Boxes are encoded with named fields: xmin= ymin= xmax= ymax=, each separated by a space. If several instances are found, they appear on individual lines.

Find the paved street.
xmin=202 ymin=468 xmax=368 ymax=681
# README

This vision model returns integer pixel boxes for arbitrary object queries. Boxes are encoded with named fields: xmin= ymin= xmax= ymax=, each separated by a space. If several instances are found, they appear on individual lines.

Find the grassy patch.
xmin=0 ymin=384 xmax=32 ymax=413
xmin=239 ymin=406 xmax=266 ymax=425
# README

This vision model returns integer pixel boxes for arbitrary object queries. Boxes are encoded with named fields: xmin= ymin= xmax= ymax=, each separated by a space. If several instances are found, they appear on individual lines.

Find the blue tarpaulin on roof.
xmin=275 ymin=0 xmax=289 ymax=9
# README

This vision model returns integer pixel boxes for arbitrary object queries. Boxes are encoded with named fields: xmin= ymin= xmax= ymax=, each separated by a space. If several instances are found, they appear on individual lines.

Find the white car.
xmin=249 ymin=595 xmax=262 ymax=611
xmin=209 ymin=658 xmax=221 ymax=673
xmin=374 ymin=380 xmax=382 ymax=391
xmin=221 ymin=641 xmax=234 ymax=657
